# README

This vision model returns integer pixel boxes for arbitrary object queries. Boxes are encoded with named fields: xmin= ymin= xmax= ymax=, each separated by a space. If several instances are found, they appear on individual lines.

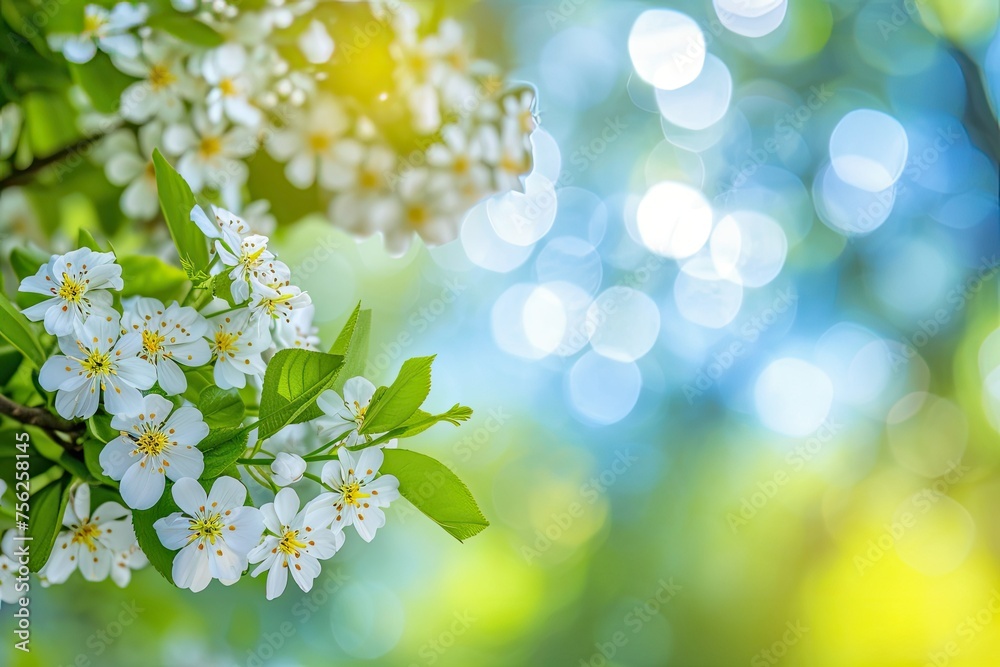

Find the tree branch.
xmin=0 ymin=394 xmax=82 ymax=435
xmin=0 ymin=132 xmax=108 ymax=190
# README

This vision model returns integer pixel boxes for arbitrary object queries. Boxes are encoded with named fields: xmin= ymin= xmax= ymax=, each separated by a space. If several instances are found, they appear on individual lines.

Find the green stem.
xmin=237 ymin=457 xmax=274 ymax=466
xmin=303 ymin=472 xmax=327 ymax=488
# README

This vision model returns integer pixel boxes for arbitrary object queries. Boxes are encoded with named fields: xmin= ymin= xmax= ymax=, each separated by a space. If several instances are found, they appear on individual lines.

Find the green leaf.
xmin=329 ymin=303 xmax=371 ymax=393
xmin=119 ymin=254 xmax=190 ymax=304
xmin=198 ymin=386 xmax=245 ymax=429
xmin=132 ymin=485 xmax=182 ymax=584
xmin=87 ymin=413 xmax=119 ymax=443
xmin=359 ymin=356 xmax=435 ymax=435
xmin=380 ymin=449 xmax=489 ymax=542
xmin=146 ymin=13 xmax=225 ymax=47
xmin=78 ymin=227 xmax=102 ymax=251
xmin=0 ymin=290 xmax=46 ymax=369
xmin=27 ymin=476 xmax=72 ymax=572
xmin=210 ymin=271 xmax=238 ymax=307
xmin=153 ymin=149 xmax=210 ymax=274
xmin=0 ymin=347 xmax=23 ymax=387
xmin=0 ymin=428 xmax=54 ymax=480
xmin=83 ymin=438 xmax=117 ymax=487
xmin=391 ymin=404 xmax=473 ymax=439
xmin=257 ymin=349 xmax=345 ymax=440
xmin=199 ymin=426 xmax=249 ymax=479
xmin=9 ymin=247 xmax=48 ymax=282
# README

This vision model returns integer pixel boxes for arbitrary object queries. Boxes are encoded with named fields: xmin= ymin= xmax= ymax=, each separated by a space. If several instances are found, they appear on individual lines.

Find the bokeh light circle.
xmin=567 ymin=351 xmax=642 ymax=425
xmin=754 ymin=358 xmax=834 ymax=436
xmin=655 ymin=54 xmax=733 ymax=131
xmin=586 ymin=287 xmax=661 ymax=362
xmin=829 ymin=109 xmax=909 ymax=192
xmin=636 ymin=181 xmax=713 ymax=259
xmin=628 ymin=9 xmax=706 ymax=91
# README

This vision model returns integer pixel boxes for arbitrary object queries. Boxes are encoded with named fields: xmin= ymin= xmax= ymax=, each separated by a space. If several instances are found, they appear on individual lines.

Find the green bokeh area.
xmin=3 ymin=0 xmax=1000 ymax=666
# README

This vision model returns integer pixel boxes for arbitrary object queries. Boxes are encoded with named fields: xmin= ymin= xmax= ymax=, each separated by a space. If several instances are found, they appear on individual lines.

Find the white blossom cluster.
xmin=48 ymin=0 xmax=538 ymax=252
xmin=9 ymin=205 xmax=402 ymax=600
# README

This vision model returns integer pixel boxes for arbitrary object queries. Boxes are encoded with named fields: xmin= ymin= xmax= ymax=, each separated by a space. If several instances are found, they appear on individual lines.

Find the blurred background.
xmin=3 ymin=0 xmax=1000 ymax=665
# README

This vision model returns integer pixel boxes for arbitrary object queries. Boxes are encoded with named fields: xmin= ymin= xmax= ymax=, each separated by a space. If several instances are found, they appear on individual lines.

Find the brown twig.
xmin=0 ymin=133 xmax=107 ymax=190
xmin=0 ymin=393 xmax=82 ymax=435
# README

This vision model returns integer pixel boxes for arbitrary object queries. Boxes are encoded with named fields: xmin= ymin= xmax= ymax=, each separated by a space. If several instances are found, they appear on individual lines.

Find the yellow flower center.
xmin=406 ymin=204 xmax=429 ymax=227
xmin=519 ymin=109 xmax=536 ymax=134
xmin=258 ymin=293 xmax=294 ymax=317
xmin=240 ymin=245 xmax=266 ymax=267
xmin=341 ymin=481 xmax=371 ymax=508
xmin=500 ymin=153 xmax=526 ymax=174
xmin=80 ymin=349 xmax=113 ymax=378
xmin=142 ymin=329 xmax=165 ymax=356
xmin=188 ymin=514 xmax=224 ymax=544
xmin=135 ymin=429 xmax=170 ymax=456
xmin=83 ymin=13 xmax=105 ymax=35
xmin=308 ymin=133 xmax=331 ymax=152
xmin=57 ymin=273 xmax=86 ymax=303
xmin=199 ymin=136 xmax=222 ymax=158
xmin=219 ymin=78 xmax=237 ymax=96
xmin=453 ymin=155 xmax=470 ymax=175
xmin=213 ymin=330 xmax=239 ymax=357
xmin=359 ymin=170 xmax=380 ymax=190
xmin=149 ymin=64 xmax=176 ymax=90
xmin=278 ymin=529 xmax=307 ymax=556
xmin=72 ymin=521 xmax=102 ymax=553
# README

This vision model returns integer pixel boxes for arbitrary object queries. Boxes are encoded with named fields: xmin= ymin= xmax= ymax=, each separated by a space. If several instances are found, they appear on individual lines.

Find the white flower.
xmin=50 ymin=3 xmax=149 ymax=64
xmin=0 ymin=531 xmax=19 ymax=606
xmin=315 ymin=377 xmax=380 ymax=447
xmin=201 ymin=44 xmax=263 ymax=128
xmin=39 ymin=314 xmax=156 ymax=419
xmin=237 ymin=199 xmax=277 ymax=236
xmin=265 ymin=95 xmax=351 ymax=189
xmin=205 ymin=308 xmax=268 ymax=389
xmin=272 ymin=303 xmax=320 ymax=351
xmin=100 ymin=394 xmax=209 ymax=510
xmin=122 ymin=297 xmax=211 ymax=394
xmin=247 ymin=278 xmax=311 ymax=332
xmin=154 ymin=477 xmax=264 ymax=592
xmin=18 ymin=248 xmax=123 ymax=336
xmin=270 ymin=453 xmax=307 ymax=487
xmin=248 ymin=487 xmax=344 ymax=600
xmin=501 ymin=89 xmax=539 ymax=138
xmin=191 ymin=203 xmax=255 ymax=243
xmin=309 ymin=447 xmax=399 ymax=542
xmin=427 ymin=123 xmax=493 ymax=197
xmin=113 ymin=37 xmax=191 ymax=123
xmin=100 ymin=124 xmax=162 ymax=220
xmin=111 ymin=541 xmax=148 ymax=587
xmin=491 ymin=123 xmax=532 ymax=192
xmin=299 ymin=20 xmax=334 ymax=64
xmin=162 ymin=109 xmax=256 ymax=195
xmin=42 ymin=484 xmax=138 ymax=584
xmin=216 ymin=234 xmax=276 ymax=303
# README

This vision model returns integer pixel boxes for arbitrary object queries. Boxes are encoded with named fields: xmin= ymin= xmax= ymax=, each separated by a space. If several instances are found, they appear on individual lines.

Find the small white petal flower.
xmin=154 ymin=477 xmax=264 ymax=592
xmin=265 ymin=95 xmax=350 ymax=189
xmin=39 ymin=314 xmax=156 ymax=419
xmin=19 ymin=248 xmax=123 ymax=336
xmin=162 ymin=108 xmax=255 ymax=195
xmin=247 ymin=278 xmax=311 ymax=332
xmin=100 ymin=124 xmax=163 ymax=221
xmin=299 ymin=20 xmax=334 ymax=65
xmin=121 ymin=297 xmax=211 ymax=395
xmin=248 ymin=488 xmax=344 ymax=600
xmin=101 ymin=394 xmax=208 ymax=510
xmin=110 ymin=540 xmax=148 ymax=588
xmin=272 ymin=303 xmax=320 ymax=351
xmin=201 ymin=43 xmax=263 ymax=128
xmin=270 ymin=453 xmax=307 ymax=487
xmin=41 ymin=484 xmax=138 ymax=584
xmin=0 ymin=531 xmax=20 ymax=605
xmin=315 ymin=376 xmax=396 ymax=447
xmin=114 ymin=37 xmax=190 ymax=123
xmin=216 ymin=234 xmax=276 ymax=303
xmin=50 ymin=3 xmax=149 ymax=64
xmin=308 ymin=447 xmax=399 ymax=542
xmin=205 ymin=308 xmax=268 ymax=390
